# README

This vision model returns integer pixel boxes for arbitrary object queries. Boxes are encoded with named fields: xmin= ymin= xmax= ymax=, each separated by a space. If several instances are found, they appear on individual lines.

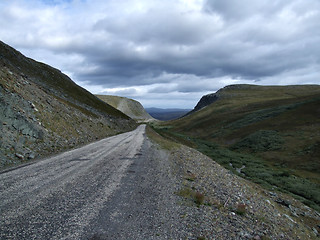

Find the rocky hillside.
xmin=0 ymin=41 xmax=137 ymax=169
xmin=96 ymin=95 xmax=154 ymax=122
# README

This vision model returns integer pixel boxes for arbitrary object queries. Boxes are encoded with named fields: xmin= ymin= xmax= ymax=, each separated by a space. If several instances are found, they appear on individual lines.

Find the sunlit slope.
xmin=97 ymin=95 xmax=154 ymax=122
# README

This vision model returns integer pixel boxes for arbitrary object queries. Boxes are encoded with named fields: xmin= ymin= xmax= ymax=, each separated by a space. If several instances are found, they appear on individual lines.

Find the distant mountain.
xmin=145 ymin=108 xmax=191 ymax=121
xmin=96 ymin=95 xmax=154 ymax=122
xmin=0 ymin=40 xmax=136 ymax=169
xmin=156 ymin=84 xmax=320 ymax=212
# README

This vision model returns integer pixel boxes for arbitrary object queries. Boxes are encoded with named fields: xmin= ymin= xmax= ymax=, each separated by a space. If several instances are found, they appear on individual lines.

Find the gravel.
xmin=1 ymin=126 xmax=319 ymax=239
xmin=166 ymin=144 xmax=320 ymax=240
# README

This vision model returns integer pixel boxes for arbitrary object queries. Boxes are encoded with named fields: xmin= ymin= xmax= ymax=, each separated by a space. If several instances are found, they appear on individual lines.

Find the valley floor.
xmin=0 ymin=125 xmax=319 ymax=239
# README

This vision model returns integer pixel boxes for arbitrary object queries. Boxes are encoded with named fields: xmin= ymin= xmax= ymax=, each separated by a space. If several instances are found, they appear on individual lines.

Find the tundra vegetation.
xmin=151 ymin=84 xmax=320 ymax=212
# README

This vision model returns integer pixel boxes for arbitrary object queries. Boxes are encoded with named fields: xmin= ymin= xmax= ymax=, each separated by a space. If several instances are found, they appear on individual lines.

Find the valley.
xmin=1 ymin=41 xmax=320 ymax=239
xmin=1 ymin=125 xmax=319 ymax=239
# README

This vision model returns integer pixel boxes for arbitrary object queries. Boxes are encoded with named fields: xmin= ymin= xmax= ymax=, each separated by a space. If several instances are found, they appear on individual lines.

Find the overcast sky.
xmin=0 ymin=0 xmax=319 ymax=108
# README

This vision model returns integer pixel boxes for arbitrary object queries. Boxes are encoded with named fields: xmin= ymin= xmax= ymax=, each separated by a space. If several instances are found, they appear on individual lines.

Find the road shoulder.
xmin=146 ymin=126 xmax=320 ymax=240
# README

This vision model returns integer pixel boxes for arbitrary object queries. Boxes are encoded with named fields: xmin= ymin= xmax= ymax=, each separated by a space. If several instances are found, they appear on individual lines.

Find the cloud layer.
xmin=0 ymin=0 xmax=319 ymax=108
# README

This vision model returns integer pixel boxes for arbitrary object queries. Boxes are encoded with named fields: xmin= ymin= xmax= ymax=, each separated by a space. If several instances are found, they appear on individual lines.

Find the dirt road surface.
xmin=0 ymin=125 xmax=183 ymax=239
xmin=2 ymin=125 xmax=318 ymax=240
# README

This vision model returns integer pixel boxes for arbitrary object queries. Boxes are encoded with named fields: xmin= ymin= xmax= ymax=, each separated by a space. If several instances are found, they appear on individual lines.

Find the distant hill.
xmin=188 ymin=84 xmax=320 ymax=114
xmin=96 ymin=95 xmax=154 ymax=122
xmin=0 ymin=41 xmax=137 ymax=169
xmin=146 ymin=108 xmax=191 ymax=121
xmin=155 ymin=84 xmax=320 ymax=211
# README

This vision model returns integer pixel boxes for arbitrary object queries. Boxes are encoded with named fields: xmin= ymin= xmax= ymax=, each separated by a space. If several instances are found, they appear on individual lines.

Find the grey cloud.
xmin=0 ymin=0 xmax=319 ymax=108
xmin=102 ymin=87 xmax=138 ymax=96
xmin=77 ymin=0 xmax=320 ymax=88
xmin=147 ymin=75 xmax=225 ymax=94
xmin=203 ymin=0 xmax=287 ymax=21
xmin=94 ymin=4 xmax=220 ymax=46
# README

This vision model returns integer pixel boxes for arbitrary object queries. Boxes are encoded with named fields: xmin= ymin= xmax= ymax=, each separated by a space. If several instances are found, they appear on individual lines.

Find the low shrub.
xmin=194 ymin=192 xmax=205 ymax=205
xmin=176 ymin=188 xmax=205 ymax=206
xmin=231 ymin=130 xmax=284 ymax=152
xmin=235 ymin=203 xmax=246 ymax=215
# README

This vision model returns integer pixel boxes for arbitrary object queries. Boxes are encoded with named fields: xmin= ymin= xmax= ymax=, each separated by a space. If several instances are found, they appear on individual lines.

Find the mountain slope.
xmin=189 ymin=84 xmax=320 ymax=114
xmin=170 ymin=84 xmax=320 ymax=141
xmin=0 ymin=41 xmax=137 ymax=169
xmin=154 ymin=84 xmax=320 ymax=212
xmin=96 ymin=95 xmax=154 ymax=122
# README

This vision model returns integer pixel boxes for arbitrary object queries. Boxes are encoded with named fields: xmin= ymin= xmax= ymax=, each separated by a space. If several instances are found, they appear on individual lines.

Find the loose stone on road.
xmin=0 ymin=125 xmax=177 ymax=239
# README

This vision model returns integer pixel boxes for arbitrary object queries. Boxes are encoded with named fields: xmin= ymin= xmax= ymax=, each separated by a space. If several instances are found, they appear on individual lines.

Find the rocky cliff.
xmin=186 ymin=88 xmax=223 ymax=115
xmin=192 ymin=93 xmax=220 ymax=112
xmin=0 ymin=41 xmax=137 ymax=169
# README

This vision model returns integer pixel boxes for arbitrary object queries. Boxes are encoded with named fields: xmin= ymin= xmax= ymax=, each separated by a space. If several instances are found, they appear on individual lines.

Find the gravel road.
xmin=1 ymin=125 xmax=319 ymax=240
xmin=0 ymin=125 xmax=180 ymax=239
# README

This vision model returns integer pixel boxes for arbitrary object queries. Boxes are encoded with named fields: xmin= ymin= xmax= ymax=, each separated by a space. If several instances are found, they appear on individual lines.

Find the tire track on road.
xmin=0 ymin=125 xmax=145 ymax=239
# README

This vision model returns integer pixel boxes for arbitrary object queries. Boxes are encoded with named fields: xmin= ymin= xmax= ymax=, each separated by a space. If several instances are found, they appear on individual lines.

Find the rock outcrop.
xmin=193 ymin=93 xmax=220 ymax=112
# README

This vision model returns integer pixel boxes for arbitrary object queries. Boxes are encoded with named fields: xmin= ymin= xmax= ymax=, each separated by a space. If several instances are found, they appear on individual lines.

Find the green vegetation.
xmin=176 ymin=187 xmax=205 ymax=206
xmin=231 ymin=130 xmax=284 ymax=152
xmin=151 ymin=85 xmax=320 ymax=212
xmin=194 ymin=192 xmax=205 ymax=205
xmin=151 ymin=126 xmax=320 ymax=211
xmin=235 ymin=203 xmax=247 ymax=216
xmin=225 ymin=102 xmax=303 ymax=130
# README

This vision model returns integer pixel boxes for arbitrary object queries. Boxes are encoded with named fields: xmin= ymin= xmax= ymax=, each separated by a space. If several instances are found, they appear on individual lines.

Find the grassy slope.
xmin=153 ymin=84 xmax=320 ymax=211
xmin=0 ymin=41 xmax=128 ymax=119
xmin=96 ymin=95 xmax=153 ymax=121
